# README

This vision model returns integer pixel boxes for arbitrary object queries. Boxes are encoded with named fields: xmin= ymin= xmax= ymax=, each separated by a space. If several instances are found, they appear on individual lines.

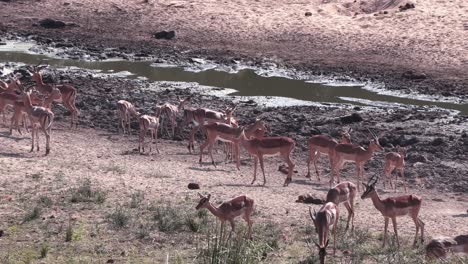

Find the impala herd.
xmin=1 ymin=65 xmax=466 ymax=262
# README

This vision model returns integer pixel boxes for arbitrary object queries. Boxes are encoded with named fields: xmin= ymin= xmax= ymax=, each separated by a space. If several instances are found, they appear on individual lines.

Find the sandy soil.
xmin=0 ymin=0 xmax=467 ymax=96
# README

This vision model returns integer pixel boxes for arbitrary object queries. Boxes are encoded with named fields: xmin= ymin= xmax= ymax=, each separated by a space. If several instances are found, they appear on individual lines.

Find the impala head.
xmin=339 ymin=127 xmax=352 ymax=143
xmin=196 ymin=193 xmax=211 ymax=210
xmin=361 ymin=174 xmax=379 ymax=199
xmin=309 ymin=207 xmax=329 ymax=264
xmin=313 ymin=239 xmax=329 ymax=264
xmin=154 ymin=105 xmax=163 ymax=118
xmin=177 ymin=96 xmax=191 ymax=109
xmin=396 ymin=145 xmax=406 ymax=156
xmin=8 ymin=74 xmax=22 ymax=90
xmin=28 ymin=64 xmax=48 ymax=83
xmin=367 ymin=128 xmax=384 ymax=152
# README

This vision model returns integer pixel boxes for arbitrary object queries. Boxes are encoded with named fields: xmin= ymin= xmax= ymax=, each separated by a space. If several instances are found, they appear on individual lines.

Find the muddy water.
xmin=0 ymin=44 xmax=467 ymax=114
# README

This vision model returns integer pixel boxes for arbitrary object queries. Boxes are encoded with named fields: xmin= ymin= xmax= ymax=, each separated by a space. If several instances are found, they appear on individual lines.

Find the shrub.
xmin=23 ymin=206 xmax=41 ymax=222
xmin=107 ymin=207 xmax=130 ymax=229
xmin=70 ymin=179 xmax=107 ymax=204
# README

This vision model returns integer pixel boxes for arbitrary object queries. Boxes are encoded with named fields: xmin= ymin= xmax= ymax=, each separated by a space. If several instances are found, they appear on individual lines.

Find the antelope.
xmin=325 ymin=181 xmax=357 ymax=231
xmin=117 ymin=100 xmax=140 ymax=135
xmin=181 ymin=106 xmax=236 ymax=153
xmin=426 ymin=235 xmax=468 ymax=260
xmin=29 ymin=65 xmax=78 ymax=129
xmin=199 ymin=119 xmax=268 ymax=170
xmin=331 ymin=129 xmax=384 ymax=190
xmin=19 ymin=89 xmax=55 ymax=155
xmin=361 ymin=174 xmax=424 ymax=248
xmin=0 ymin=92 xmax=20 ymax=123
xmin=306 ymin=128 xmax=352 ymax=181
xmin=309 ymin=203 xmax=339 ymax=264
xmin=195 ymin=193 xmax=254 ymax=239
xmin=0 ymin=74 xmax=23 ymax=94
xmin=383 ymin=145 xmax=407 ymax=192
xmin=239 ymin=131 xmax=295 ymax=186
xmin=138 ymin=106 xmax=163 ymax=154
xmin=9 ymin=90 xmax=46 ymax=135
xmin=161 ymin=96 xmax=190 ymax=138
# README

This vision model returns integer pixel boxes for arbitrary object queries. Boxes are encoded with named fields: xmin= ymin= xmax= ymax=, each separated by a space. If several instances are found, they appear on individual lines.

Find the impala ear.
xmin=309 ymin=207 xmax=316 ymax=222
xmin=325 ymin=239 xmax=329 ymax=248
xmin=361 ymin=182 xmax=367 ymax=189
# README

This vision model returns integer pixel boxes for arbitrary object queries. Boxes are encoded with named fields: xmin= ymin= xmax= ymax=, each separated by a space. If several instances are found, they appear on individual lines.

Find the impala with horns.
xmin=117 ymin=100 xmax=140 ymax=135
xmin=331 ymin=129 xmax=384 ymax=190
xmin=306 ymin=128 xmax=352 ymax=181
xmin=309 ymin=203 xmax=339 ymax=264
xmin=138 ymin=106 xmax=163 ymax=154
xmin=325 ymin=181 xmax=357 ymax=231
xmin=383 ymin=145 xmax=407 ymax=192
xmin=28 ymin=64 xmax=79 ymax=129
xmin=181 ymin=105 xmax=236 ymax=153
xmin=161 ymin=96 xmax=190 ymax=138
xmin=19 ymin=86 xmax=55 ymax=155
xmin=426 ymin=235 xmax=468 ymax=260
xmin=199 ymin=119 xmax=268 ymax=170
xmin=239 ymin=130 xmax=295 ymax=186
xmin=196 ymin=193 xmax=254 ymax=239
xmin=361 ymin=174 xmax=424 ymax=247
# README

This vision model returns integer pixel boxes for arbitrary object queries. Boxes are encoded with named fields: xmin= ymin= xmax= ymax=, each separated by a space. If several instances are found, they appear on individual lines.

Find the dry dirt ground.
xmin=0 ymin=122 xmax=467 ymax=263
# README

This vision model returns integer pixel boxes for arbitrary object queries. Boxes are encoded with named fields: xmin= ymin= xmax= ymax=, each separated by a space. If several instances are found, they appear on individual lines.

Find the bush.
xmin=107 ymin=207 xmax=130 ymax=229
xmin=70 ymin=179 xmax=107 ymax=204
xmin=23 ymin=206 xmax=41 ymax=222
xmin=150 ymin=203 xmax=209 ymax=233
xmin=130 ymin=191 xmax=145 ymax=208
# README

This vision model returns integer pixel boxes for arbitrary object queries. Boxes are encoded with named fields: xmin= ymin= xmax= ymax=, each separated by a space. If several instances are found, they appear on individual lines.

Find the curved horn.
xmin=197 ymin=192 xmax=204 ymax=198
xmin=367 ymin=128 xmax=377 ymax=139
xmin=309 ymin=207 xmax=316 ymax=222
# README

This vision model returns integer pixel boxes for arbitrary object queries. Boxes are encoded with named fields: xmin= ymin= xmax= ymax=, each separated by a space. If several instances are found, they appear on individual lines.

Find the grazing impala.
xmin=325 ymin=181 xmax=357 ymax=231
xmin=20 ymin=89 xmax=55 ymax=155
xmin=161 ymin=96 xmax=190 ymax=138
xmin=426 ymin=235 xmax=468 ymax=260
xmin=138 ymin=106 xmax=163 ymax=154
xmin=361 ymin=174 xmax=425 ymax=247
xmin=306 ymin=128 xmax=352 ymax=181
xmin=29 ymin=65 xmax=78 ymax=129
xmin=383 ymin=145 xmax=407 ymax=192
xmin=309 ymin=203 xmax=339 ymax=264
xmin=331 ymin=129 xmax=384 ymax=190
xmin=199 ymin=119 xmax=268 ymax=169
xmin=117 ymin=100 xmax=140 ymax=135
xmin=239 ymin=131 xmax=295 ymax=186
xmin=195 ymin=193 xmax=254 ymax=239
xmin=181 ymin=106 xmax=235 ymax=153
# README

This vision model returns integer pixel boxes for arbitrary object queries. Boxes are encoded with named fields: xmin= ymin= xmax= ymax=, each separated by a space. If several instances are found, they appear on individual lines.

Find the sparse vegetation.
xmin=107 ymin=206 xmax=130 ymax=229
xmin=70 ymin=179 xmax=107 ymax=204
xmin=130 ymin=190 xmax=145 ymax=208
xmin=23 ymin=206 xmax=41 ymax=222
xmin=102 ymin=163 xmax=126 ymax=175
xmin=38 ymin=195 xmax=53 ymax=207
xmin=39 ymin=243 xmax=49 ymax=259
xmin=150 ymin=202 xmax=209 ymax=233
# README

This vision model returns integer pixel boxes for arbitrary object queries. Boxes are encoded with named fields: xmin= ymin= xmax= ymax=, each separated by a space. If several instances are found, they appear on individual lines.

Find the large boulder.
xmin=153 ymin=30 xmax=175 ymax=40
xmin=39 ymin=18 xmax=66 ymax=29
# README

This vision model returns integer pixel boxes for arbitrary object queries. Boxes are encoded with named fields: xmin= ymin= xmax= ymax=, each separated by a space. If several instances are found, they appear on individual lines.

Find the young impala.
xmin=138 ymin=106 xmax=163 ymax=154
xmin=383 ymin=145 xmax=407 ymax=192
xmin=161 ymin=96 xmax=190 ymax=138
xmin=306 ymin=128 xmax=352 ymax=181
xmin=361 ymin=174 xmax=425 ymax=247
xmin=9 ymin=90 xmax=47 ymax=135
xmin=331 ymin=129 xmax=384 ymax=190
xmin=325 ymin=181 xmax=357 ymax=231
xmin=29 ymin=65 xmax=78 ymax=129
xmin=20 ymin=89 xmax=55 ymax=155
xmin=196 ymin=193 xmax=254 ymax=239
xmin=239 ymin=131 xmax=295 ymax=186
xmin=117 ymin=100 xmax=140 ymax=135
xmin=426 ymin=235 xmax=468 ymax=260
xmin=309 ymin=203 xmax=339 ymax=264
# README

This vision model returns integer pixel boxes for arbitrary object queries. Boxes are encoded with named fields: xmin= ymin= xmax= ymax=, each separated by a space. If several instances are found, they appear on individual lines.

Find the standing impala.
xmin=331 ymin=129 xmax=384 ymax=190
xmin=161 ymin=96 xmax=190 ymax=138
xmin=361 ymin=174 xmax=425 ymax=247
xmin=138 ymin=106 xmax=163 ymax=154
xmin=20 ymin=89 xmax=55 ymax=155
xmin=325 ymin=181 xmax=357 ymax=231
xmin=306 ymin=128 xmax=352 ymax=181
xmin=383 ymin=145 xmax=407 ymax=192
xmin=29 ymin=65 xmax=78 ymax=129
xmin=195 ymin=193 xmax=254 ymax=239
xmin=117 ymin=100 xmax=140 ymax=135
xmin=239 ymin=130 xmax=295 ymax=186
xmin=309 ymin=203 xmax=339 ymax=264
xmin=9 ymin=90 xmax=47 ymax=135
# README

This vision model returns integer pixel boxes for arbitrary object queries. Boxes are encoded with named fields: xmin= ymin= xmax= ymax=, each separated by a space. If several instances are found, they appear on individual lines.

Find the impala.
xmin=20 ymin=89 xmax=55 ymax=155
xmin=239 ymin=131 xmax=295 ymax=186
xmin=0 ymin=92 xmax=20 ymax=123
xmin=9 ymin=90 xmax=46 ymax=135
xmin=161 ymin=96 xmax=190 ymax=138
xmin=325 ymin=181 xmax=357 ymax=231
xmin=309 ymin=203 xmax=339 ymax=264
xmin=331 ymin=129 xmax=384 ymax=190
xmin=426 ymin=235 xmax=468 ymax=259
xmin=138 ymin=106 xmax=163 ymax=154
xmin=199 ymin=119 xmax=268 ymax=170
xmin=306 ymin=128 xmax=352 ymax=181
xmin=195 ymin=193 xmax=254 ymax=239
xmin=117 ymin=100 xmax=140 ymax=135
xmin=181 ymin=106 xmax=235 ymax=153
xmin=361 ymin=174 xmax=424 ymax=247
xmin=29 ymin=65 xmax=78 ymax=128
xmin=383 ymin=145 xmax=407 ymax=192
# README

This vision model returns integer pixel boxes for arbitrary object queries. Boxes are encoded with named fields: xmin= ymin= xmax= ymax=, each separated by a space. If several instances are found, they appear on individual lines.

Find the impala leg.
xmin=30 ymin=126 xmax=35 ymax=152
xmin=333 ymin=209 xmax=339 ymax=254
xmin=343 ymin=202 xmax=353 ymax=232
xmin=235 ymin=143 xmax=240 ymax=170
xmin=35 ymin=127 xmax=40 ymax=151
xmin=139 ymin=130 xmax=144 ymax=153
xmin=127 ymin=114 xmax=132 ymax=135
xmin=188 ymin=126 xmax=198 ymax=153
xmin=400 ymin=168 xmax=407 ymax=193
xmin=258 ymin=156 xmax=267 ymax=186
xmin=284 ymin=153 xmax=294 ymax=186
xmin=243 ymin=214 xmax=253 ymax=240
xmin=251 ymin=157 xmax=258 ymax=185
xmin=392 ymin=217 xmax=400 ymax=248
xmin=149 ymin=130 xmax=153 ymax=154
xmin=306 ymin=148 xmax=313 ymax=179
xmin=208 ymin=141 xmax=216 ymax=167
xmin=313 ymin=151 xmax=321 ymax=181
xmin=229 ymin=220 xmax=235 ymax=239
xmin=199 ymin=137 xmax=211 ymax=164
xmin=154 ymin=128 xmax=160 ymax=154
xmin=383 ymin=217 xmax=389 ymax=248
xmin=412 ymin=216 xmax=420 ymax=246
xmin=419 ymin=218 xmax=425 ymax=244
xmin=45 ymin=127 xmax=50 ymax=155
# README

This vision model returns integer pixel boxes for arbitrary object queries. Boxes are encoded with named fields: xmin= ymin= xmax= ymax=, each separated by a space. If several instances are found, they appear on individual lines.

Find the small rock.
xmin=399 ymin=3 xmax=415 ymax=11
xmin=296 ymin=194 xmax=324 ymax=204
xmin=305 ymin=12 xmax=312 ymax=17
xmin=0 ymin=230 xmax=3 ymax=237
xmin=402 ymin=70 xmax=426 ymax=80
xmin=39 ymin=18 xmax=66 ymax=29
xmin=106 ymin=260 xmax=115 ymax=264
xmin=153 ymin=30 xmax=175 ymax=40
xmin=407 ymin=153 xmax=427 ymax=163
xmin=431 ymin=137 xmax=444 ymax=146
xmin=340 ymin=113 xmax=363 ymax=124
xmin=188 ymin=183 xmax=200 ymax=190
